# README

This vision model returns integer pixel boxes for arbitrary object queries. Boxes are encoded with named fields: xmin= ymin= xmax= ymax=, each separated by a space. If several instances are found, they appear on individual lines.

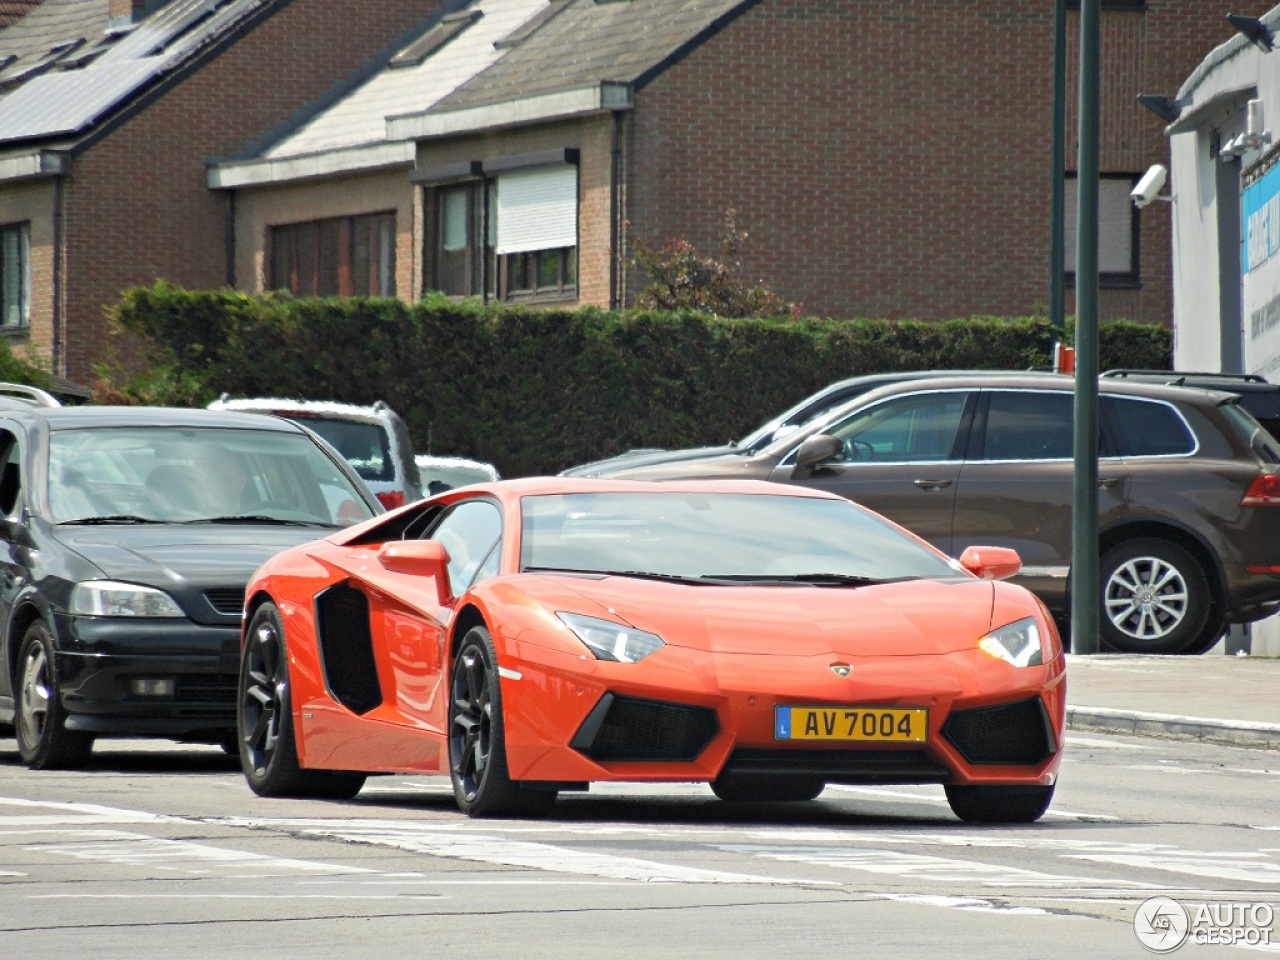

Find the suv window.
xmin=980 ymin=391 xmax=1074 ymax=461
xmin=1103 ymin=396 xmax=1195 ymax=458
xmin=826 ymin=392 xmax=969 ymax=463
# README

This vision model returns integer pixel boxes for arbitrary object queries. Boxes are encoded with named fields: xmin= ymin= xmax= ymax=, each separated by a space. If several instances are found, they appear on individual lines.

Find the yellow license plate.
xmin=775 ymin=706 xmax=927 ymax=742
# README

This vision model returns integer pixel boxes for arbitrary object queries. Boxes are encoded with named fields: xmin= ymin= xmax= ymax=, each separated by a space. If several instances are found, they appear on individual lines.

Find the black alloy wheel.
xmin=448 ymin=626 xmax=556 ymax=817
xmin=238 ymin=602 xmax=365 ymax=799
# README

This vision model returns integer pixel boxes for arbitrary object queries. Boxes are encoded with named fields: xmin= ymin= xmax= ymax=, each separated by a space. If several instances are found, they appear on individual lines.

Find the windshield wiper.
xmin=707 ymin=573 xmax=910 ymax=586
xmin=525 ymin=566 xmax=711 ymax=585
xmin=182 ymin=515 xmax=326 ymax=526
xmin=58 ymin=515 xmax=165 ymax=525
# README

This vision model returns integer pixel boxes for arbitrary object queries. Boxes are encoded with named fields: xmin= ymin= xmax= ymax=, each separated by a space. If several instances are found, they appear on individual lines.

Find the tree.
xmin=630 ymin=209 xmax=796 ymax=318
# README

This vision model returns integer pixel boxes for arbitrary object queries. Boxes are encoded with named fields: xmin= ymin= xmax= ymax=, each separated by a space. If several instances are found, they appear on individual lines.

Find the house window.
xmin=0 ymin=222 xmax=30 ymax=330
xmin=270 ymin=213 xmax=395 ymax=297
xmin=1064 ymin=174 xmax=1140 ymax=287
xmin=426 ymin=162 xmax=578 ymax=303
xmin=434 ymin=182 xmax=490 ymax=297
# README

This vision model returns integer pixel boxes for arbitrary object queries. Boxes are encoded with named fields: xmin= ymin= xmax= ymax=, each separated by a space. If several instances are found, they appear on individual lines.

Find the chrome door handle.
xmin=913 ymin=479 xmax=953 ymax=490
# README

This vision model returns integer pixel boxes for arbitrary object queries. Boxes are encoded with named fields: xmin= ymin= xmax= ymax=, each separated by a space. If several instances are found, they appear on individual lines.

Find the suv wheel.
xmin=1099 ymin=539 xmax=1212 ymax=654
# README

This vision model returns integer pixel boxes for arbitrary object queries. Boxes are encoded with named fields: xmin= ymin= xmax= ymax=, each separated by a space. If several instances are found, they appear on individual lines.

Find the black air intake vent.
xmin=314 ymin=583 xmax=382 ymax=715
xmin=941 ymin=697 xmax=1055 ymax=765
xmin=571 ymin=694 xmax=717 ymax=762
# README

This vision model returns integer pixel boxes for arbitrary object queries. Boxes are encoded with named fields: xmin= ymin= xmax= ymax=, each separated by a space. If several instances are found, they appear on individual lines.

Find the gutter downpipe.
xmin=51 ymin=173 xmax=63 ymax=377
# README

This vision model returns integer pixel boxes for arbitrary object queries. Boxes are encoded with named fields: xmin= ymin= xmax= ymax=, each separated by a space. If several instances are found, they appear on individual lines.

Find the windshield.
xmin=1220 ymin=403 xmax=1280 ymax=465
xmin=47 ymin=426 xmax=376 ymax=526
xmin=280 ymin=415 xmax=394 ymax=483
xmin=519 ymin=492 xmax=958 ymax=581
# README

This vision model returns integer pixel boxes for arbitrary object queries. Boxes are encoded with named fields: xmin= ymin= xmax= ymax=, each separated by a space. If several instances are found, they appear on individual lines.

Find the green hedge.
xmin=103 ymin=283 xmax=1171 ymax=477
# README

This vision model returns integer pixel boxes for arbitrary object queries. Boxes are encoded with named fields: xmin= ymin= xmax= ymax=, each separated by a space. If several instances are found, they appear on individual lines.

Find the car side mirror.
xmin=957 ymin=546 xmax=1022 ymax=581
xmin=377 ymin=540 xmax=454 ymax=604
xmin=792 ymin=434 xmax=843 ymax=479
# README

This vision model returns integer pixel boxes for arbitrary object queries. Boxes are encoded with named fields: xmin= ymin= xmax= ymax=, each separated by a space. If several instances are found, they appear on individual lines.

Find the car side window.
xmin=826 ymin=392 xmax=969 ymax=463
xmin=426 ymin=499 xmax=502 ymax=595
xmin=0 ymin=434 xmax=21 ymax=518
xmin=979 ymin=391 xmax=1075 ymax=461
xmin=1103 ymin=396 xmax=1195 ymax=457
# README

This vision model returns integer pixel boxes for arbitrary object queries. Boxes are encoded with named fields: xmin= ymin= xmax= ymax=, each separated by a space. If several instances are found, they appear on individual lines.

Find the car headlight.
xmin=556 ymin=612 xmax=665 ymax=662
xmin=70 ymin=581 xmax=185 ymax=618
xmin=978 ymin=617 xmax=1044 ymax=667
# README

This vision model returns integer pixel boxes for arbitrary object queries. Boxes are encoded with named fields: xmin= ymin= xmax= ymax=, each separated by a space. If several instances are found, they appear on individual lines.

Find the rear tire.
xmin=15 ymin=622 xmax=94 ymax=769
xmin=711 ymin=774 xmax=825 ymax=802
xmin=945 ymin=784 xmax=1055 ymax=824
xmin=238 ymin=602 xmax=366 ymax=800
xmin=1099 ymin=539 xmax=1211 ymax=654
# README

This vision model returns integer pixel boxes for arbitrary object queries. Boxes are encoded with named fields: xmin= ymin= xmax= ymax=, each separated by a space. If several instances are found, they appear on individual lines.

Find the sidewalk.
xmin=1065 ymin=653 xmax=1280 ymax=750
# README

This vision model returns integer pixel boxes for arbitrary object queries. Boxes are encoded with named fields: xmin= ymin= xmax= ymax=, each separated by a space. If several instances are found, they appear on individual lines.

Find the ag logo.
xmin=1134 ymin=896 xmax=1190 ymax=953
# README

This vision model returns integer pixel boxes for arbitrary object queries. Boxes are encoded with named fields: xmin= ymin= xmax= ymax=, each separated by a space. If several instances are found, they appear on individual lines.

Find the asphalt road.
xmin=0 ymin=731 xmax=1277 ymax=959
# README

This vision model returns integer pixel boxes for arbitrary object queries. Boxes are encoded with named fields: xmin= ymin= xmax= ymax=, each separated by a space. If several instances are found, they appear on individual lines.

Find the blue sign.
xmin=1244 ymin=160 xmax=1280 ymax=273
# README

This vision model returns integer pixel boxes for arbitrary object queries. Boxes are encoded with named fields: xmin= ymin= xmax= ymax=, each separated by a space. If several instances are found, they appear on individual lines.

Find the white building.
xmin=1168 ymin=9 xmax=1280 ymax=655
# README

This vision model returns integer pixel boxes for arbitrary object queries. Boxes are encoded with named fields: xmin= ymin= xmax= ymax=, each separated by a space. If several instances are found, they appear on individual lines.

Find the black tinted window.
xmin=1104 ymin=396 xmax=1194 ymax=457
xmin=980 ymin=391 xmax=1074 ymax=461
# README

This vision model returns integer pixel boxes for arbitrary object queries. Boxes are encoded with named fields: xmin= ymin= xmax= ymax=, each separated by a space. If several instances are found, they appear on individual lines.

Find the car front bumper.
xmin=51 ymin=613 xmax=240 ymax=738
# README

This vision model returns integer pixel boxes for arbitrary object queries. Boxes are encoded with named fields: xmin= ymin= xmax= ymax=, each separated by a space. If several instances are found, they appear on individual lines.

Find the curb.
xmin=1067 ymin=705 xmax=1280 ymax=750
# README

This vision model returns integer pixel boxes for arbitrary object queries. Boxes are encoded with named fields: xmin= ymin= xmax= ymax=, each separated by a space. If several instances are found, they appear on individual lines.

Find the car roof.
xmin=0 ymin=404 xmax=313 ymax=432
xmin=755 ymin=372 xmax=1240 ymax=455
xmin=209 ymin=396 xmax=397 ymax=424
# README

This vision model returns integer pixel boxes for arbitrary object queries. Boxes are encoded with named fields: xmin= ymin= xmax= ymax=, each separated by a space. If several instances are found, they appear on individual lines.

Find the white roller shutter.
xmin=494 ymin=164 xmax=578 ymax=255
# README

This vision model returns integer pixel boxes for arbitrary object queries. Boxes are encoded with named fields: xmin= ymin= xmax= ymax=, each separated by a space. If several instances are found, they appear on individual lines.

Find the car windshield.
xmin=46 ymin=426 xmax=376 ymax=526
xmin=279 ymin=415 xmax=394 ymax=483
xmin=519 ymin=492 xmax=959 ymax=582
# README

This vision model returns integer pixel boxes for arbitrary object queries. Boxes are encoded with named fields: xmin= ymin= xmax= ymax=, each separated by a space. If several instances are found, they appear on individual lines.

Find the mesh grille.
xmin=204 ymin=588 xmax=245 ymax=616
xmin=721 ymin=748 xmax=950 ymax=784
xmin=941 ymin=697 xmax=1054 ymax=765
xmin=573 ymin=694 xmax=718 ymax=762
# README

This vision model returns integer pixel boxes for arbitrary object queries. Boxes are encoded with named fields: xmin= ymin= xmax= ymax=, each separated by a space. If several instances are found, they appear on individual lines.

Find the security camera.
xmin=1131 ymin=164 xmax=1168 ymax=208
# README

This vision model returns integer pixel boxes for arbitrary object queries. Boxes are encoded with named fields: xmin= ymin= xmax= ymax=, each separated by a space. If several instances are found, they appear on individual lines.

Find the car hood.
xmin=534 ymin=575 xmax=998 ymax=657
xmin=53 ymin=525 xmax=326 ymax=587
xmin=559 ymin=444 xmax=740 ymax=478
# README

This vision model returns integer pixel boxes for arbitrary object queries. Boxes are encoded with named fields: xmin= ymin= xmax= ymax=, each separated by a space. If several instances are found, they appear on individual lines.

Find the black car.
xmin=0 ymin=397 xmax=381 ymax=769
xmin=1102 ymin=370 xmax=1280 ymax=441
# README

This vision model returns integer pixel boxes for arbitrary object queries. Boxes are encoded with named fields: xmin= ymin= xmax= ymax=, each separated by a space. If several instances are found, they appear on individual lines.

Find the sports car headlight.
xmin=978 ymin=617 xmax=1044 ymax=667
xmin=556 ymin=612 xmax=665 ymax=663
xmin=70 ymin=581 xmax=185 ymax=618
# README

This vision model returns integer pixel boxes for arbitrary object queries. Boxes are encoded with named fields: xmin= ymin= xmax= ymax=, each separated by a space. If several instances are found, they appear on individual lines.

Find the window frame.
xmin=0 ymin=221 xmax=31 ymax=331
xmin=1063 ymin=173 xmax=1141 ymax=289
xmin=269 ymin=212 xmax=396 ymax=297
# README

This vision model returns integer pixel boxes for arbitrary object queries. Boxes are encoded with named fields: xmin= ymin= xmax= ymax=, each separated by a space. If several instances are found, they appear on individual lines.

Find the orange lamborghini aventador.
xmin=235 ymin=478 xmax=1066 ymax=822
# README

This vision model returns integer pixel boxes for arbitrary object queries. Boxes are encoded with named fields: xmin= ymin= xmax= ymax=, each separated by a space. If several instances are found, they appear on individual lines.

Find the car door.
xmin=768 ymin=388 xmax=976 ymax=555
xmin=379 ymin=498 xmax=501 ymax=732
xmin=0 ymin=425 xmax=27 ymax=711
xmin=951 ymin=388 xmax=1130 ymax=607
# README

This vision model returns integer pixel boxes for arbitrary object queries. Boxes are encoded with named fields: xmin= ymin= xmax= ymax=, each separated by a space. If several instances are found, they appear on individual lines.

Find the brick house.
xmin=0 ymin=0 xmax=439 ymax=385
xmin=209 ymin=0 xmax=1272 ymax=338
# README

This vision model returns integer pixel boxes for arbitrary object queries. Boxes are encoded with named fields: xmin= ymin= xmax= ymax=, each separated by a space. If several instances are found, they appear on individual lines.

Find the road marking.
xmin=717 ymin=844 xmax=1146 ymax=889
xmin=879 ymin=893 xmax=1053 ymax=915
xmin=24 ymin=829 xmax=371 ymax=877
xmin=221 ymin=817 xmax=832 ymax=886
xmin=0 ymin=797 xmax=173 ymax=827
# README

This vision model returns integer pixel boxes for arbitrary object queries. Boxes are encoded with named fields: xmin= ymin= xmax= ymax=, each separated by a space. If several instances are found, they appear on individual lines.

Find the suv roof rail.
xmin=1102 ymin=368 xmax=1270 ymax=384
xmin=0 ymin=382 xmax=62 ymax=407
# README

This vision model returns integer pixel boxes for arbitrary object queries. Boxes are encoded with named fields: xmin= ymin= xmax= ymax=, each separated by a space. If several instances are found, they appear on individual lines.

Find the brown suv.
xmin=601 ymin=374 xmax=1280 ymax=654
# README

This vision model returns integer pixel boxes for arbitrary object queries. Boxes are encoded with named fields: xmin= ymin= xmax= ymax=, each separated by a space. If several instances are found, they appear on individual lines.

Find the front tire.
xmin=1099 ymin=539 xmax=1211 ymax=654
xmin=15 ymin=622 xmax=94 ymax=769
xmin=945 ymin=784 xmax=1055 ymax=824
xmin=238 ymin=602 xmax=365 ymax=800
xmin=448 ymin=626 xmax=556 ymax=817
